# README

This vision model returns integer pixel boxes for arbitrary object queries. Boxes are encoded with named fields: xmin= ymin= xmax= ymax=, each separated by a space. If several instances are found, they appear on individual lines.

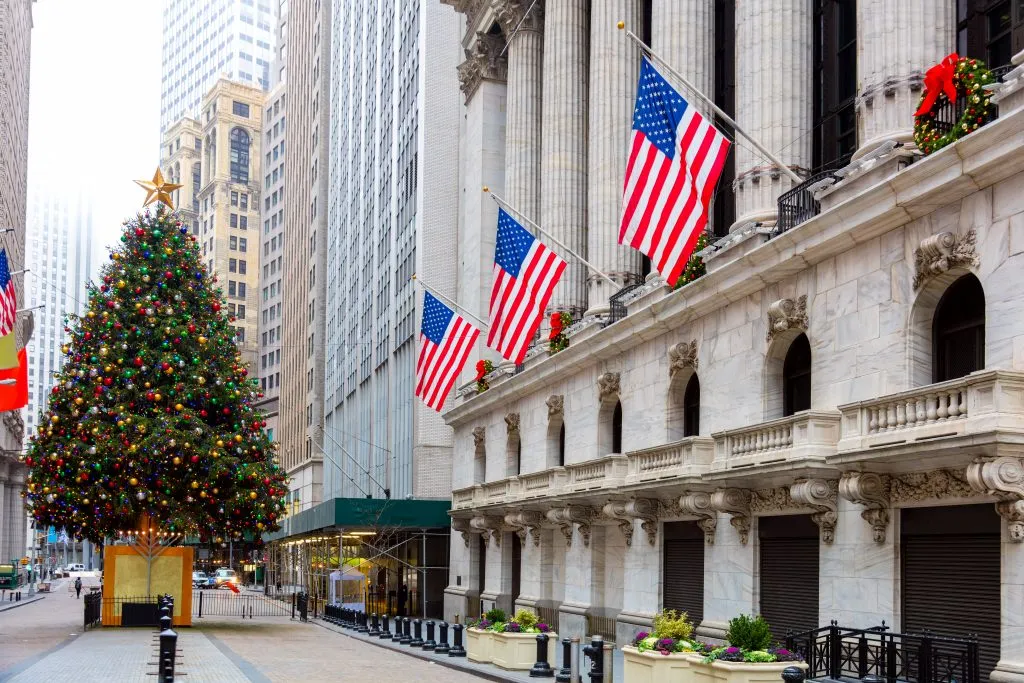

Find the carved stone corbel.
xmin=678 ymin=492 xmax=717 ymax=544
xmin=912 ymin=229 xmax=978 ymax=290
xmin=668 ymin=340 xmax=699 ymax=378
xmin=470 ymin=515 xmax=506 ymax=546
xmin=504 ymin=510 xmax=544 ymax=547
xmin=546 ymin=505 xmax=596 ymax=547
xmin=457 ymin=32 xmax=508 ymax=101
xmin=505 ymin=412 xmax=520 ymax=436
xmin=602 ymin=498 xmax=658 ymax=547
xmin=472 ymin=426 xmax=486 ymax=449
xmin=493 ymin=0 xmax=544 ymax=35
xmin=967 ymin=456 xmax=1024 ymax=541
xmin=790 ymin=479 xmax=839 ymax=544
xmin=710 ymin=488 xmax=751 ymax=545
xmin=451 ymin=517 xmax=474 ymax=548
xmin=546 ymin=394 xmax=564 ymax=420
xmin=839 ymin=472 xmax=891 ymax=543
xmin=766 ymin=295 xmax=808 ymax=342
xmin=597 ymin=372 xmax=620 ymax=401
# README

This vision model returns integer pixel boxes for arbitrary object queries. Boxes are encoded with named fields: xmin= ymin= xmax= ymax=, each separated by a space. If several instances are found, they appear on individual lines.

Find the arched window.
xmin=507 ymin=430 xmax=521 ymax=477
xmin=558 ymin=423 xmax=565 ymax=467
xmin=230 ymin=128 xmax=250 ymax=183
xmin=192 ymin=162 xmax=201 ymax=208
xmin=473 ymin=437 xmax=485 ymax=485
xmin=547 ymin=411 xmax=566 ymax=469
xmin=612 ymin=401 xmax=623 ymax=453
xmin=683 ymin=374 xmax=700 ymax=437
xmin=933 ymin=274 xmax=985 ymax=383
xmin=782 ymin=334 xmax=812 ymax=416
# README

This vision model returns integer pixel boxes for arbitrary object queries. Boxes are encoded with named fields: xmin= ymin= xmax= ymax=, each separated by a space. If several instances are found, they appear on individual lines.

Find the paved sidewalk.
xmin=0 ymin=580 xmax=79 ymax=676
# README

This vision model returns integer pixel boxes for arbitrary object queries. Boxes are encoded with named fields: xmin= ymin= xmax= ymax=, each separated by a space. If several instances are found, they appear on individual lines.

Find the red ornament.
xmin=212 ymin=303 xmax=221 ymax=312
xmin=134 ymin=357 xmax=143 ymax=367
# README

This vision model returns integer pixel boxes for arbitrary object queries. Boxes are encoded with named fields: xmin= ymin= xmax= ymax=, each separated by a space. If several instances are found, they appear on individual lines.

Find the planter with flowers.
xmin=548 ymin=311 xmax=572 ymax=354
xmin=490 ymin=609 xmax=558 ymax=671
xmin=475 ymin=360 xmax=495 ymax=394
xmin=623 ymin=609 xmax=703 ymax=682
xmin=466 ymin=609 xmax=502 ymax=663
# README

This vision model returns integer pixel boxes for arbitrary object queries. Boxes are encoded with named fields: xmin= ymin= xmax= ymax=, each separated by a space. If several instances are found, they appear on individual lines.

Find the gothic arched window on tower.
xmin=230 ymin=128 xmax=251 ymax=183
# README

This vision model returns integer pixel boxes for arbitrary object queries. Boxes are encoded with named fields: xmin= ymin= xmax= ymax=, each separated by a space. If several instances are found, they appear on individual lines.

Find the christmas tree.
xmin=23 ymin=192 xmax=287 ymax=544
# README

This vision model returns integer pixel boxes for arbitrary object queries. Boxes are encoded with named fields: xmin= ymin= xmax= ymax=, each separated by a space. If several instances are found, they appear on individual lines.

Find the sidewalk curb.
xmin=313 ymin=618 xmax=531 ymax=683
xmin=0 ymin=595 xmax=45 ymax=612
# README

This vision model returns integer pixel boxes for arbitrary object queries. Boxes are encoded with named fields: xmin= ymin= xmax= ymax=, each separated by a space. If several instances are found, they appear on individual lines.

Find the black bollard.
xmin=392 ymin=616 xmax=404 ymax=642
xmin=782 ymin=667 xmax=807 ymax=683
xmin=160 ymin=614 xmax=172 ymax=632
xmin=358 ymin=611 xmax=369 ymax=634
xmin=555 ymin=637 xmax=573 ymax=682
xmin=435 ymin=622 xmax=450 ymax=654
xmin=400 ymin=617 xmax=413 ymax=645
xmin=369 ymin=613 xmax=381 ymax=637
xmin=530 ymin=633 xmax=554 ymax=677
xmin=424 ymin=620 xmax=437 ymax=651
xmin=410 ymin=619 xmax=424 ymax=647
xmin=582 ymin=635 xmax=604 ymax=683
xmin=449 ymin=623 xmax=466 ymax=657
xmin=380 ymin=614 xmax=392 ymax=639
xmin=158 ymin=627 xmax=177 ymax=682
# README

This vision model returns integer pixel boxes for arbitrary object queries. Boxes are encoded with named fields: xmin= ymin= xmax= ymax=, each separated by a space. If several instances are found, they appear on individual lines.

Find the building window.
xmin=959 ymin=0 xmax=1024 ymax=69
xmin=241 ymin=194 xmax=248 ymax=210
xmin=229 ymin=280 xmax=237 ymax=296
xmin=229 ymin=258 xmax=237 ymax=273
xmin=230 ymin=236 xmax=238 ymax=250
xmin=683 ymin=374 xmax=701 ymax=437
xmin=933 ymin=274 xmax=985 ymax=382
xmin=230 ymin=128 xmax=251 ymax=182
xmin=231 ymin=191 xmax=239 ymax=206
xmin=230 ymin=213 xmax=238 ymax=228
xmin=240 ymin=216 xmax=248 ymax=229
xmin=813 ymin=0 xmax=858 ymax=171
xmin=233 ymin=101 xmax=251 ymax=117
xmin=783 ymin=334 xmax=812 ymax=416
xmin=239 ymin=260 xmax=247 ymax=274
xmin=239 ymin=238 xmax=247 ymax=252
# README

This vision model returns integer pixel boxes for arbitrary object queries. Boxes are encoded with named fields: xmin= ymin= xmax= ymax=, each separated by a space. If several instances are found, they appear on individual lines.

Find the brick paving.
xmin=0 ymin=579 xmax=81 ymax=676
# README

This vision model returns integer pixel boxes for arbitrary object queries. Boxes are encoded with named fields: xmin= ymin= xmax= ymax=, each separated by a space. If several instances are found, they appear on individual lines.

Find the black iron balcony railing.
xmin=606 ymin=283 xmax=643 ymax=327
xmin=786 ymin=621 xmax=981 ymax=683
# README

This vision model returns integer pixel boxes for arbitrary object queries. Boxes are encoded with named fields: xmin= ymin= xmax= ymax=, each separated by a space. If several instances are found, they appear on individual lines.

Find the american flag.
xmin=0 ymin=250 xmax=15 ymax=335
xmin=416 ymin=291 xmax=479 ymax=412
xmin=620 ymin=57 xmax=731 ymax=285
xmin=488 ymin=208 xmax=566 ymax=363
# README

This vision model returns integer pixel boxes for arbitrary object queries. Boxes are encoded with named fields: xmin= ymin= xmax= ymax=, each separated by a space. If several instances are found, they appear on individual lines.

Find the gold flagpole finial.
xmin=616 ymin=21 xmax=625 ymax=29
xmin=134 ymin=167 xmax=183 ymax=209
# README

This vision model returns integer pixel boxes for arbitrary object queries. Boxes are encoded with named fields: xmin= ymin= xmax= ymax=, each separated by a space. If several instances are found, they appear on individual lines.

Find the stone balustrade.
xmin=518 ymin=467 xmax=568 ymax=500
xmin=837 ymin=370 xmax=1024 ymax=454
xmin=564 ymin=455 xmax=629 ymax=492
xmin=481 ymin=477 xmax=520 ymax=504
xmin=710 ymin=411 xmax=842 ymax=472
xmin=625 ymin=437 xmax=714 ymax=484
xmin=451 ymin=485 xmax=479 ymax=511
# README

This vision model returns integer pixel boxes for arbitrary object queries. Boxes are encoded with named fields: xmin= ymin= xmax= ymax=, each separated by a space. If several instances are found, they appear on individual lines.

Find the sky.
xmin=27 ymin=0 xmax=163 ymax=254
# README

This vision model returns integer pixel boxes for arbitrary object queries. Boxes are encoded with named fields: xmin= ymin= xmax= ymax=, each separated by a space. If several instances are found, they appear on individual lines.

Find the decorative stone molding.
xmin=668 ymin=340 xmax=699 ymax=377
xmin=889 ymin=467 xmax=978 ymax=503
xmin=749 ymin=487 xmax=795 ymax=513
xmin=790 ymin=479 xmax=839 ymax=545
xmin=470 ymin=515 xmax=506 ymax=546
xmin=839 ymin=472 xmax=891 ymax=543
xmin=505 ymin=412 xmax=520 ymax=436
xmin=766 ymin=295 xmax=808 ymax=342
xmin=472 ymin=426 xmax=486 ymax=450
xmin=912 ymin=229 xmax=977 ymax=290
xmin=546 ymin=505 xmax=597 ymax=547
xmin=602 ymin=498 xmax=658 ymax=547
xmin=504 ymin=510 xmax=544 ymax=547
xmin=2 ymin=411 xmax=23 ymax=443
xmin=710 ymin=488 xmax=752 ymax=545
xmin=597 ymin=372 xmax=620 ymax=402
xmin=493 ymin=0 xmax=544 ymax=35
xmin=546 ymin=394 xmax=564 ymax=420
xmin=451 ymin=517 xmax=474 ymax=548
xmin=457 ymin=32 xmax=508 ymax=101
xmin=678 ymin=492 xmax=717 ymax=544
xmin=967 ymin=456 xmax=1024 ymax=541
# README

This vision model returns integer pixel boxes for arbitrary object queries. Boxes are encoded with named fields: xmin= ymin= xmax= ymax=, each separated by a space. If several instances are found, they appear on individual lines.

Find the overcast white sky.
xmin=28 ymin=0 xmax=163 ymax=253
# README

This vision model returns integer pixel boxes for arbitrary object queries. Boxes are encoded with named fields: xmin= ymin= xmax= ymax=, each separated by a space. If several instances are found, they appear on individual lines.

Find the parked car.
xmin=192 ymin=571 xmax=208 ymax=588
xmin=66 ymin=563 xmax=86 ymax=573
xmin=214 ymin=568 xmax=239 ymax=588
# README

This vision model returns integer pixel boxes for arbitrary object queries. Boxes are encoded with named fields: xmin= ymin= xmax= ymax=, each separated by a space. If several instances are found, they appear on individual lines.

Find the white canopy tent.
xmin=329 ymin=567 xmax=366 ymax=612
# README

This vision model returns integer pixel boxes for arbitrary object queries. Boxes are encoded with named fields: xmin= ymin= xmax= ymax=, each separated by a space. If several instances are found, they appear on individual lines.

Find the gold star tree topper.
xmin=134 ymin=168 xmax=183 ymax=209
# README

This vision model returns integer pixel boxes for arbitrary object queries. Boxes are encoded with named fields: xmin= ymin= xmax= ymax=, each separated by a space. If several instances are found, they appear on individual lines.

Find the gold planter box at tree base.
xmin=490 ymin=631 xmax=559 ymax=670
xmin=466 ymin=628 xmax=494 ymax=663
xmin=622 ymin=649 xmax=808 ymax=683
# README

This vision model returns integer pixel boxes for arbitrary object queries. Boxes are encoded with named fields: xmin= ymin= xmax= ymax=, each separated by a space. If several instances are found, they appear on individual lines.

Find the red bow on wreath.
xmin=915 ymin=53 xmax=960 ymax=116
xmin=475 ymin=360 xmax=488 ymax=381
xmin=548 ymin=312 xmax=563 ymax=341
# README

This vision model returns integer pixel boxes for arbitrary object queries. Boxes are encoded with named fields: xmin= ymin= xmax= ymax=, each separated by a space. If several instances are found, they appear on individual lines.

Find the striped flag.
xmin=620 ymin=57 xmax=731 ymax=285
xmin=416 ymin=291 xmax=480 ymax=412
xmin=488 ymin=209 xmax=566 ymax=364
xmin=0 ymin=251 xmax=18 ymax=370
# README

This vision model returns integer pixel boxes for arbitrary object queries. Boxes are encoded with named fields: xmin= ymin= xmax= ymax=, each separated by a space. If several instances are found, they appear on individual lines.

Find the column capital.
xmin=968 ymin=456 xmax=1024 ymax=541
xmin=493 ymin=0 xmax=543 ymax=36
xmin=839 ymin=472 xmax=891 ymax=543
xmin=504 ymin=510 xmax=544 ymax=546
xmin=710 ymin=488 xmax=751 ymax=545
xmin=790 ymin=478 xmax=839 ymax=545
xmin=678 ymin=491 xmax=717 ymax=544
xmin=457 ymin=32 xmax=508 ymax=102
xmin=545 ymin=505 xmax=597 ymax=547
xmin=602 ymin=498 xmax=657 ymax=547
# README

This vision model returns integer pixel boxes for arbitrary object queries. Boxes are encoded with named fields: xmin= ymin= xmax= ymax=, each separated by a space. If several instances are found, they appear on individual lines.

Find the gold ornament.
xmin=249 ymin=492 xmax=258 ymax=499
xmin=129 ymin=477 xmax=139 ymax=486
xmin=134 ymin=167 xmax=183 ymax=208
xmin=172 ymin=456 xmax=181 ymax=465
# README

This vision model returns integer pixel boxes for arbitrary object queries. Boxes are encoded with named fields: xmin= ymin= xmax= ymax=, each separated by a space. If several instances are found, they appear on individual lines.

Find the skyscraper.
xmin=159 ymin=0 xmax=277 ymax=135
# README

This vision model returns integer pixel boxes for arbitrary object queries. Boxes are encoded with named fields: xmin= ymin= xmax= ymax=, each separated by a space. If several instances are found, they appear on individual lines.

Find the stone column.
xmin=587 ymin=0 xmax=644 ymax=315
xmin=855 ymin=0 xmax=954 ymax=158
xmin=733 ymin=0 xmax=812 ymax=230
xmin=7 ymin=472 xmax=25 ymax=563
xmin=652 ymin=0 xmax=715 ymax=111
xmin=699 ymin=511 xmax=755 ymax=640
xmin=481 ymin=532 xmax=514 ymax=615
xmin=998 ymin=526 xmax=1024 ymax=683
xmin=497 ymin=1 xmax=544 ymax=223
xmin=514 ymin=529 xmax=543 ymax=612
xmin=616 ymin=522 xmax=661 ymax=644
xmin=559 ymin=523 xmax=605 ymax=641
xmin=0 ymin=466 xmax=7 ymax=563
xmin=540 ymin=0 xmax=589 ymax=317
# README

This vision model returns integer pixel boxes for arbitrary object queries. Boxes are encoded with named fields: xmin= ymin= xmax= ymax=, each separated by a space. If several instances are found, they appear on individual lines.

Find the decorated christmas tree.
xmin=23 ymin=176 xmax=287 ymax=544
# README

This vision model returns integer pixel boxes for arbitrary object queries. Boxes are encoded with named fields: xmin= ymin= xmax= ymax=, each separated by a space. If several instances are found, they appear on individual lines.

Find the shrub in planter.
xmin=727 ymin=614 xmax=773 ymax=651
xmin=699 ymin=615 xmax=804 ymax=665
xmin=484 ymin=608 xmax=506 ymax=624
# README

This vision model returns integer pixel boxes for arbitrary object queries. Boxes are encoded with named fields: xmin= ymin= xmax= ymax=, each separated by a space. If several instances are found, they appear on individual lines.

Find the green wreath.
xmin=914 ymin=56 xmax=996 ymax=155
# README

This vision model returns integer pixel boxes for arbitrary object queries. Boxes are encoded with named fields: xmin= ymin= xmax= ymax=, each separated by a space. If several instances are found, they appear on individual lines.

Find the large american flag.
xmin=416 ymin=291 xmax=479 ymax=412
xmin=620 ymin=57 xmax=731 ymax=285
xmin=0 ymin=250 xmax=15 ymax=335
xmin=488 ymin=208 xmax=566 ymax=364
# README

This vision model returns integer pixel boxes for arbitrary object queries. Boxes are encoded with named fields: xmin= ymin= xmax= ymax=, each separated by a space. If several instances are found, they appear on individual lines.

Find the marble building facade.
xmin=441 ymin=2 xmax=1024 ymax=682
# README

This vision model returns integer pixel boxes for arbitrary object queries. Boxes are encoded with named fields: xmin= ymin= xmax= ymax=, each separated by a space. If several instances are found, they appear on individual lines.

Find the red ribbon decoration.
xmin=915 ymin=53 xmax=960 ymax=116
xmin=548 ymin=312 xmax=563 ymax=340
xmin=475 ymin=360 xmax=488 ymax=381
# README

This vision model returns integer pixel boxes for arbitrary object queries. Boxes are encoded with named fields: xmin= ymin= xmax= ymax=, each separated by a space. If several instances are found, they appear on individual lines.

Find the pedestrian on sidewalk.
xmin=74 ymin=577 xmax=82 ymax=599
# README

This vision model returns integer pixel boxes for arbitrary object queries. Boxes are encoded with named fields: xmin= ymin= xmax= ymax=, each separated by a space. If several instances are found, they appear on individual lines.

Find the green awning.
xmin=262 ymin=497 xmax=452 ymax=542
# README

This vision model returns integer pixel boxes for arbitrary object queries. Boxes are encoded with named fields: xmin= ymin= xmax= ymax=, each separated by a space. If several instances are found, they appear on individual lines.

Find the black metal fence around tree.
xmin=192 ymin=589 xmax=293 ymax=618
xmin=786 ymin=621 xmax=981 ymax=683
xmin=84 ymin=591 xmax=102 ymax=630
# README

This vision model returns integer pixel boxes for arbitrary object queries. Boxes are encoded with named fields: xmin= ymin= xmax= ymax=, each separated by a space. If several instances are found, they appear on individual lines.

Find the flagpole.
xmin=483 ymin=188 xmax=621 ymax=289
xmin=411 ymin=274 xmax=489 ymax=331
xmin=618 ymin=23 xmax=804 ymax=185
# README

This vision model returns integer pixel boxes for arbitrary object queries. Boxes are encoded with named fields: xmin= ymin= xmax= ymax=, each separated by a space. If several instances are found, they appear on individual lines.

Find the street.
xmin=0 ymin=580 xmax=493 ymax=682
